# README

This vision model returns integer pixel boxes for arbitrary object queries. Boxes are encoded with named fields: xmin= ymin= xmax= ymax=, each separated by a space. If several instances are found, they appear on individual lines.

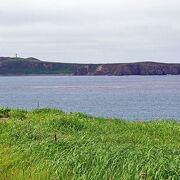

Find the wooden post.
xmin=54 ymin=134 xmax=57 ymax=142
xmin=141 ymin=170 xmax=147 ymax=180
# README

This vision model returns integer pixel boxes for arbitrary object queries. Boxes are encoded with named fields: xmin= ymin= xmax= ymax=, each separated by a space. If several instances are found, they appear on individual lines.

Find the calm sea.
xmin=0 ymin=75 xmax=180 ymax=120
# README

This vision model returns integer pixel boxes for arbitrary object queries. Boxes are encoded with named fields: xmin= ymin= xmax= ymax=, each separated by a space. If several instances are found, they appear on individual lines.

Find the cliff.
xmin=0 ymin=57 xmax=180 ymax=75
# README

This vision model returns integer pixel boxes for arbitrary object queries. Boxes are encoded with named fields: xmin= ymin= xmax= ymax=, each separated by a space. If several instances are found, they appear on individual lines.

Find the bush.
xmin=0 ymin=107 xmax=11 ymax=118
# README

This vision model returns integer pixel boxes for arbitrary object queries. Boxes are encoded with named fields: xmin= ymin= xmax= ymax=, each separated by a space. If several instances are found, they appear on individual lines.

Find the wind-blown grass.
xmin=0 ymin=107 xmax=179 ymax=179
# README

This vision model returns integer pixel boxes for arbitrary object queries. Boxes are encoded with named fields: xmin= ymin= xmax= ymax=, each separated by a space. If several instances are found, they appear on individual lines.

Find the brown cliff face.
xmin=0 ymin=57 xmax=180 ymax=76
xmin=74 ymin=66 xmax=89 ymax=75
xmin=94 ymin=62 xmax=180 ymax=75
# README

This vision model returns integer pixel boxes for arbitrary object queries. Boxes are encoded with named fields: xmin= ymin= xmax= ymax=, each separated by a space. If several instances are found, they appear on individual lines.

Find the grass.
xmin=0 ymin=107 xmax=179 ymax=180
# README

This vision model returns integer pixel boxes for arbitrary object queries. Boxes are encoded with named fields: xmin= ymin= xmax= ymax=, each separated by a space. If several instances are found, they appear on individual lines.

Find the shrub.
xmin=0 ymin=107 xmax=11 ymax=118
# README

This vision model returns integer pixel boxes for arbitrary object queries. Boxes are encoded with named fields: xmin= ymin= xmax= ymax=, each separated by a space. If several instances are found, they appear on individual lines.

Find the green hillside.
xmin=1 ymin=57 xmax=180 ymax=75
xmin=0 ymin=108 xmax=179 ymax=179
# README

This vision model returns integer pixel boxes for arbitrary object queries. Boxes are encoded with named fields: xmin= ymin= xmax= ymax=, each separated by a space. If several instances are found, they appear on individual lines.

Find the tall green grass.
xmin=0 ymin=107 xmax=179 ymax=179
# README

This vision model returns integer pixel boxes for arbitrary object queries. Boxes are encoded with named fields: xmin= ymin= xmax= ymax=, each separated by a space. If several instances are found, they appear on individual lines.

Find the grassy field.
xmin=0 ymin=108 xmax=179 ymax=180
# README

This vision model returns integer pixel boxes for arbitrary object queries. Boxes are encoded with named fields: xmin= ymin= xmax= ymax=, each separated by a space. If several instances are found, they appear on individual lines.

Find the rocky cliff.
xmin=0 ymin=57 xmax=180 ymax=75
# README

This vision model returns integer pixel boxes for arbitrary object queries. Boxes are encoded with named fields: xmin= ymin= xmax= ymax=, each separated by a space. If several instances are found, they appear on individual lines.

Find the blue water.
xmin=0 ymin=75 xmax=180 ymax=120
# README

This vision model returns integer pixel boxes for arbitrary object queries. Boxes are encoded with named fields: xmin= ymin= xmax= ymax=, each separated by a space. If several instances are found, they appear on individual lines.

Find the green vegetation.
xmin=0 ymin=108 xmax=179 ymax=179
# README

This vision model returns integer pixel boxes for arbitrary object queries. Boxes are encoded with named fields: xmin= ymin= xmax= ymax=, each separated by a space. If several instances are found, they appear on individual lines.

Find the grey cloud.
xmin=0 ymin=0 xmax=180 ymax=63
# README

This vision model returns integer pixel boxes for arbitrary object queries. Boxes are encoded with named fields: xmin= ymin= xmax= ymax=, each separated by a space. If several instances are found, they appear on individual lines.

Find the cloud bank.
xmin=0 ymin=0 xmax=180 ymax=63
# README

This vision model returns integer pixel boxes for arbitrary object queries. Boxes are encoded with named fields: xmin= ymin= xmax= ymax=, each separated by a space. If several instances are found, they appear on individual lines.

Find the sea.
xmin=0 ymin=75 xmax=180 ymax=120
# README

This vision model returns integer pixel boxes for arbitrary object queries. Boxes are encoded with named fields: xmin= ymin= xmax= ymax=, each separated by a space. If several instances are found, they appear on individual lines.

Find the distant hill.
xmin=0 ymin=57 xmax=180 ymax=75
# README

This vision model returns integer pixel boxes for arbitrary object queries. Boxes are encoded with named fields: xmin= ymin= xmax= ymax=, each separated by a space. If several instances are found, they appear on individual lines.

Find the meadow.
xmin=0 ymin=107 xmax=179 ymax=179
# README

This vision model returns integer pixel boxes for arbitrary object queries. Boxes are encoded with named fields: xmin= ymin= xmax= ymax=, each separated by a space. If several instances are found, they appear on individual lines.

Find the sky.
xmin=0 ymin=0 xmax=180 ymax=63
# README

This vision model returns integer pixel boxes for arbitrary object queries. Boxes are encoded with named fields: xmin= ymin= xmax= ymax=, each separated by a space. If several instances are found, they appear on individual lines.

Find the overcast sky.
xmin=0 ymin=0 xmax=180 ymax=63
